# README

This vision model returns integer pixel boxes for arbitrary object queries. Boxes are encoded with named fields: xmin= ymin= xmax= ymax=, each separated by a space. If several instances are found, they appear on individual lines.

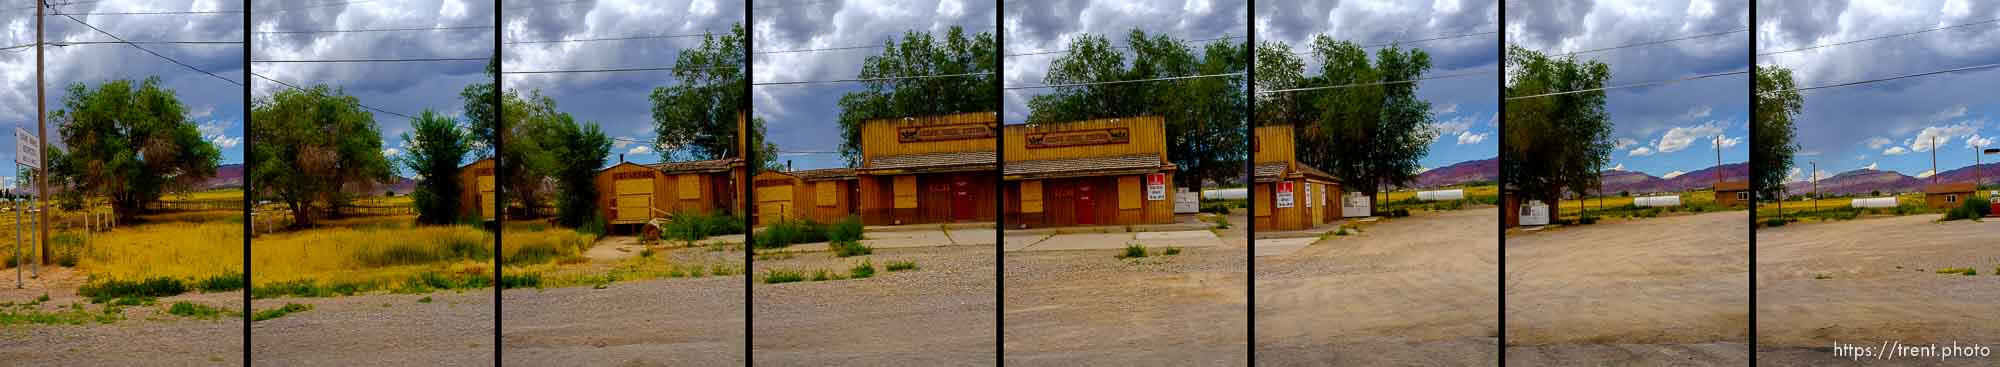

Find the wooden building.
xmin=594 ymin=158 xmax=746 ymax=229
xmin=1713 ymin=180 xmax=1750 ymax=207
xmin=458 ymin=158 xmax=496 ymax=222
xmin=1002 ymin=116 xmax=1176 ymax=228
xmin=1502 ymin=185 xmax=1521 ymax=228
xmin=752 ymin=168 xmax=858 ymax=226
xmin=1250 ymin=125 xmax=1340 ymax=231
xmin=1923 ymin=182 xmax=1976 ymax=209
xmin=853 ymin=112 xmax=999 ymax=225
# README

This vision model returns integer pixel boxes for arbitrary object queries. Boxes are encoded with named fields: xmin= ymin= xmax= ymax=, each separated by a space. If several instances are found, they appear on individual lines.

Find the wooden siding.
xmin=1254 ymin=178 xmax=1341 ymax=231
xmin=857 ymin=172 xmax=995 ymax=225
xmin=1003 ymin=116 xmax=1168 ymax=162
xmin=1005 ymin=173 xmax=1174 ymax=228
xmin=858 ymin=112 xmax=998 ymax=162
xmin=1252 ymin=125 xmax=1296 ymax=164
xmin=594 ymin=162 xmax=743 ymax=228
xmin=457 ymin=159 xmax=495 ymax=221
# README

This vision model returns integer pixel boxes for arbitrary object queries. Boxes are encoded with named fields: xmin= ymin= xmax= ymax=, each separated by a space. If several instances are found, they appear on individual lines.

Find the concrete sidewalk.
xmin=1004 ymin=229 xmax=1222 ymax=252
xmin=780 ymin=226 xmax=995 ymax=252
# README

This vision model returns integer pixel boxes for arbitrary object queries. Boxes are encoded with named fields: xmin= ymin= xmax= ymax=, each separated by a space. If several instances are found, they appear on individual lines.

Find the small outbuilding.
xmin=1713 ymin=180 xmax=1750 ymax=207
xmin=1923 ymin=182 xmax=1977 ymax=209
xmin=752 ymin=168 xmax=858 ymax=226
xmin=1002 ymin=116 xmax=1176 ymax=228
xmin=1250 ymin=125 xmax=1340 ymax=231
xmin=457 ymin=158 xmax=497 ymax=222
xmin=594 ymin=158 xmax=747 ymax=229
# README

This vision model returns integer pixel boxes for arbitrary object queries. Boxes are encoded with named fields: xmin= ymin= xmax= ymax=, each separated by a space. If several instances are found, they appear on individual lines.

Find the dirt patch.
xmin=1505 ymin=211 xmax=1749 ymax=362
xmin=753 ymin=245 xmax=995 ymax=366
xmin=1004 ymin=231 xmax=1245 ymax=366
xmin=1756 ymin=215 xmax=2000 ymax=365
xmin=0 ymin=284 xmax=244 ymax=365
xmin=1256 ymin=208 xmax=1498 ymax=365
xmin=251 ymin=291 xmax=494 ymax=366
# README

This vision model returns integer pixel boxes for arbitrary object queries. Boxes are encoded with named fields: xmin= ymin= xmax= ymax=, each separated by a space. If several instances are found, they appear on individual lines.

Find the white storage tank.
xmin=1851 ymin=197 xmax=1898 ymax=208
xmin=1416 ymin=189 xmax=1465 ymax=201
xmin=1203 ymin=187 xmax=1246 ymax=200
xmin=1633 ymin=195 xmax=1681 ymax=207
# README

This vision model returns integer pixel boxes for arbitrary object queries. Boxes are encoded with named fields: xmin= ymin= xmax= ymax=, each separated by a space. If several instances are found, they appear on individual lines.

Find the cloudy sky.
xmin=252 ymin=0 xmax=492 ymax=171
xmin=1508 ymin=0 xmax=1750 ymax=180
xmin=504 ymin=0 xmax=741 ymax=166
xmin=1004 ymin=0 xmax=1247 ymax=121
xmin=752 ymin=0 xmax=994 ymax=171
xmin=0 ymin=0 xmax=244 ymax=187
xmin=1257 ymin=0 xmax=1498 ymax=172
xmin=1758 ymin=0 xmax=2000 ymax=182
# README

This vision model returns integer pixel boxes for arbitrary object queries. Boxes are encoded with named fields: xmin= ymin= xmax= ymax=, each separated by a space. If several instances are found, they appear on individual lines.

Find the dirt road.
xmin=1756 ymin=215 xmax=2000 ymax=366
xmin=753 ymin=244 xmax=996 ymax=366
xmin=1003 ymin=234 xmax=1246 ymax=365
xmin=1255 ymin=208 xmax=1498 ymax=366
xmin=250 ymin=290 xmax=494 ymax=366
xmin=1504 ymin=210 xmax=1749 ymax=365
xmin=0 ymin=279 xmax=243 ymax=366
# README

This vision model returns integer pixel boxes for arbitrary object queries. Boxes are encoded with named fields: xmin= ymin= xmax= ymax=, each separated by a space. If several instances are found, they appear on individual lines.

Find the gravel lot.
xmin=752 ymin=243 xmax=996 ymax=366
xmin=250 ymin=289 xmax=495 ymax=366
xmin=1756 ymin=215 xmax=2000 ymax=366
xmin=1255 ymin=208 xmax=1498 ymax=366
xmin=0 ymin=277 xmax=243 ymax=366
xmin=1504 ymin=210 xmax=1749 ymax=365
xmin=1003 ymin=231 xmax=1247 ymax=366
xmin=503 ymin=276 xmax=744 ymax=366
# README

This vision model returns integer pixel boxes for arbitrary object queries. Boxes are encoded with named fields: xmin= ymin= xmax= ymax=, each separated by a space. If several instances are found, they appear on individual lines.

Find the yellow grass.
xmin=250 ymin=224 xmax=493 ymax=286
xmin=71 ymin=221 xmax=243 ymax=282
xmin=1558 ymin=190 xmax=1720 ymax=211
xmin=1754 ymin=193 xmax=1930 ymax=219
xmin=160 ymin=190 xmax=243 ymax=203
xmin=500 ymin=224 xmax=740 ymax=288
xmin=1379 ymin=184 xmax=1500 ymax=202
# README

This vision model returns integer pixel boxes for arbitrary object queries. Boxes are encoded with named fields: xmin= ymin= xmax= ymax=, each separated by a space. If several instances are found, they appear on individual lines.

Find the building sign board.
xmin=897 ymin=123 xmax=994 ymax=143
xmin=1025 ymin=127 xmax=1130 ymax=149
xmin=1146 ymin=173 xmax=1166 ymax=201
xmin=1275 ymin=181 xmax=1294 ymax=208
xmin=14 ymin=128 xmax=37 ymax=169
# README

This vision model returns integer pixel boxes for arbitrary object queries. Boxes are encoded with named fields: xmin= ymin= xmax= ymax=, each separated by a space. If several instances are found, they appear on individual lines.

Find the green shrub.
xmin=78 ymin=277 xmax=189 ymax=303
xmin=498 ymin=273 xmax=542 ymax=289
xmin=193 ymin=272 xmax=246 ymax=292
xmin=1211 ymin=215 xmax=1231 ymax=229
xmin=754 ymin=219 xmax=828 ymax=249
xmin=166 ymin=301 xmax=230 ymax=319
xmin=1199 ymin=202 xmax=1232 ymax=214
xmin=832 ymin=240 xmax=872 ymax=257
xmin=1763 ymin=218 xmax=1788 ymax=227
xmin=504 ymin=243 xmax=563 ymax=265
xmin=662 ymin=211 xmax=746 ymax=242
xmin=1936 ymin=267 xmax=1977 ymax=276
xmin=251 ymin=303 xmax=312 ymax=322
xmin=849 ymin=260 xmax=875 ymax=279
xmin=1162 ymin=247 xmax=1182 ymax=256
xmin=827 ymin=215 xmax=864 ymax=242
xmin=763 ymin=269 xmax=804 ymax=284
xmin=810 ymin=269 xmax=832 ymax=281
xmin=1117 ymin=244 xmax=1148 ymax=259
xmin=417 ymin=296 xmax=432 ymax=303
xmin=886 ymin=260 xmax=917 ymax=271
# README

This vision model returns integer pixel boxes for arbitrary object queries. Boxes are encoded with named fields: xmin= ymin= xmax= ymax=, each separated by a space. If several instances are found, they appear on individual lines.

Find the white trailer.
xmin=1633 ymin=195 xmax=1681 ymax=207
xmin=1851 ymin=197 xmax=1898 ymax=208
xmin=1416 ymin=189 xmax=1465 ymax=201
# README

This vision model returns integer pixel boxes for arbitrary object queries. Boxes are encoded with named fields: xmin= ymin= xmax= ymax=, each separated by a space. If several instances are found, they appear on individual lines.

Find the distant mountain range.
xmin=1784 ymin=163 xmax=2000 ymax=196
xmin=1410 ymin=157 xmax=1497 ymax=188
xmin=1595 ymin=163 xmax=1748 ymax=194
xmin=199 ymin=163 xmax=243 ymax=190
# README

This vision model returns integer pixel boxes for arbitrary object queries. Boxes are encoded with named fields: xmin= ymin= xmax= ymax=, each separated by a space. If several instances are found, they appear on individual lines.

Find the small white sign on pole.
xmin=1520 ymin=200 xmax=1551 ymax=226
xmin=14 ymin=128 xmax=39 ymax=169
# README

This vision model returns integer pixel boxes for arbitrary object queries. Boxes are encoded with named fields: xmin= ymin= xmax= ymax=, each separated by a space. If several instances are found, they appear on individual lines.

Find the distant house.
xmin=1923 ymin=182 xmax=1976 ymax=209
xmin=457 ymin=158 xmax=496 ymax=222
xmin=1713 ymin=180 xmax=1749 ymax=207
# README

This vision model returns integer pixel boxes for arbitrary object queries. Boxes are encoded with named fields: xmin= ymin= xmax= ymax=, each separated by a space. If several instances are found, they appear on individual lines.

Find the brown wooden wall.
xmin=751 ymin=171 xmax=857 ymax=226
xmin=1716 ymin=189 xmax=1748 ymax=208
xmin=1252 ymin=125 xmax=1295 ymax=165
xmin=1004 ymin=173 xmax=1174 ymax=228
xmin=457 ymin=159 xmax=495 ymax=220
xmin=1003 ymin=116 xmax=1168 ymax=162
xmin=1926 ymin=191 xmax=1972 ymax=209
xmin=856 ymin=172 xmax=995 ymax=225
xmin=594 ymin=162 xmax=742 ymax=225
xmin=1254 ymin=177 xmax=1340 ymax=231
xmin=858 ymin=112 xmax=999 ymax=162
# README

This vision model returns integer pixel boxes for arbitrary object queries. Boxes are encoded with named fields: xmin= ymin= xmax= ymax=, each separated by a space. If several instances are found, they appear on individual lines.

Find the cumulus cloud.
xmin=1713 ymin=133 xmax=1741 ymax=148
xmin=1435 ymin=115 xmax=1478 ymax=136
xmin=627 ymin=145 xmax=652 ymax=155
xmin=1662 ymin=170 xmax=1686 ymax=179
xmin=1864 ymin=137 xmax=1892 ymax=149
xmin=1455 ymin=131 xmax=1488 ymax=145
xmin=383 ymin=148 xmax=401 ymax=157
xmin=1907 ymin=120 xmax=1983 ymax=152
xmin=1916 ymin=169 xmax=1936 ymax=178
xmin=1629 ymin=146 xmax=1654 ymax=157
xmin=1966 ymin=134 xmax=1995 ymax=149
xmin=1883 ymin=146 xmax=1908 ymax=155
xmin=1656 ymin=120 xmax=1730 ymax=154
xmin=197 ymin=120 xmax=240 ymax=149
xmin=1682 ymin=105 xmax=1712 ymax=120
xmin=1613 ymin=138 xmax=1639 ymax=150
xmin=1609 ymin=163 xmax=1625 ymax=171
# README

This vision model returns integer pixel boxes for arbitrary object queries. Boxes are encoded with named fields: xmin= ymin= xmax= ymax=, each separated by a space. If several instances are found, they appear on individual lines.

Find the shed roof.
xmin=1251 ymin=161 xmax=1337 ymax=183
xmin=792 ymin=168 xmax=857 ymax=181
xmin=862 ymin=151 xmax=996 ymax=174
xmin=1003 ymin=154 xmax=1170 ymax=180
xmin=1924 ymin=182 xmax=1976 ymax=194
xmin=648 ymin=158 xmax=743 ymax=174
xmin=1712 ymin=180 xmax=1749 ymax=192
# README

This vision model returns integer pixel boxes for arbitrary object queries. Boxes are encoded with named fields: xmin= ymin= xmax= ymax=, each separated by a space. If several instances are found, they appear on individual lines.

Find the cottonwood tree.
xmin=550 ymin=116 xmax=611 ymax=228
xmin=1281 ymin=38 xmax=1436 ymax=213
xmin=50 ymin=77 xmax=220 ymax=222
xmin=1027 ymin=30 xmax=1248 ymax=190
xmin=250 ymin=85 xmax=395 ymax=226
xmin=651 ymin=23 xmax=776 ymax=168
xmin=1753 ymin=65 xmax=1802 ymax=202
xmin=1502 ymin=45 xmax=1613 ymax=221
xmin=400 ymin=110 xmax=472 ymax=225
xmin=835 ymin=26 xmax=999 ymax=166
xmin=501 ymin=89 xmax=561 ymax=216
xmin=461 ymin=57 xmax=499 ymax=157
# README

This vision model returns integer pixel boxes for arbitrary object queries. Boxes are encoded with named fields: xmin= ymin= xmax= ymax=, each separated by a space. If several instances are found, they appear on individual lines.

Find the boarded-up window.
xmin=756 ymin=185 xmax=792 ymax=203
xmin=1118 ymin=176 xmax=1141 ymax=210
xmin=677 ymin=174 xmax=700 ymax=199
xmin=477 ymin=174 xmax=496 ymax=219
xmin=615 ymin=197 xmax=652 ymax=221
xmin=815 ymin=181 xmax=837 ymax=207
xmin=893 ymin=176 xmax=918 ymax=209
xmin=1254 ymin=184 xmax=1272 ymax=216
xmin=1020 ymin=181 xmax=1044 ymax=213
xmin=615 ymin=179 xmax=651 ymax=196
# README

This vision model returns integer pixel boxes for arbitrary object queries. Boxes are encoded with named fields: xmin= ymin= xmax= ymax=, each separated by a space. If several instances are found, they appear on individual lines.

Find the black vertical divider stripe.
xmin=242 ymin=0 xmax=254 ymax=364
xmin=743 ymin=1 xmax=756 ymax=365
xmin=491 ymin=0 xmax=504 ymax=365
xmin=1494 ymin=2 xmax=1507 ymax=365
xmin=1745 ymin=3 xmax=1758 ymax=364
xmin=992 ymin=1 xmax=1006 ymax=366
xmin=1243 ymin=1 xmax=1257 ymax=365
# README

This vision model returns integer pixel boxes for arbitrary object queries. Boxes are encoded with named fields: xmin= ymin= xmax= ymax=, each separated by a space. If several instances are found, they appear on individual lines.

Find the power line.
xmin=251 ymin=57 xmax=488 ymax=63
xmin=504 ymin=32 xmax=712 ymax=45
xmin=754 ymin=71 xmax=994 ymax=86
xmin=3 ymin=40 xmax=242 ymax=51
xmin=1256 ymin=68 xmax=1497 ymax=94
xmin=1505 ymin=70 xmax=1747 ymax=100
xmin=1 ymin=0 xmax=100 ymax=12
xmin=1758 ymin=17 xmax=2000 ymax=57
xmin=1284 ymin=30 xmax=1498 ymax=54
xmin=752 ymin=0 xmax=830 ymax=11
xmin=1004 ymin=72 xmax=1242 ymax=90
xmin=501 ymin=65 xmax=739 ymax=75
xmin=754 ymin=44 xmax=883 ymax=54
xmin=1006 ymin=35 xmax=1244 ymax=57
xmin=250 ymin=73 xmax=414 ymax=120
xmin=1759 ymin=62 xmax=2000 ymax=94
xmin=53 ymin=9 xmax=243 ymax=15
xmin=52 ymin=11 xmax=241 ymax=86
xmin=252 ymin=0 xmax=379 ymax=14
xmin=502 ymin=0 xmax=591 ymax=11
xmin=253 ymin=26 xmax=494 ymax=35
xmin=1537 ymin=28 xmax=1747 ymax=59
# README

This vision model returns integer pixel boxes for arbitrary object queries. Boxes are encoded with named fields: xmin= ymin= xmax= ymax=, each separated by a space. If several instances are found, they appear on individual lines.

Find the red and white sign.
xmin=1275 ymin=182 xmax=1294 ymax=208
xmin=1145 ymin=173 xmax=1166 ymax=201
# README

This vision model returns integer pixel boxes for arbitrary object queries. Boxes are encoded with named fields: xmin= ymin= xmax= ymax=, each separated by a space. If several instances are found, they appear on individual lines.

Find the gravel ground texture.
xmin=752 ymin=243 xmax=997 ymax=366
xmin=1003 ymin=227 xmax=1247 ymax=366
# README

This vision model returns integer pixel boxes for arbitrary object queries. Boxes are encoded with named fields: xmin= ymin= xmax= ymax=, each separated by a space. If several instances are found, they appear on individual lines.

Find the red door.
xmin=952 ymin=178 xmax=975 ymax=221
xmin=1076 ymin=181 xmax=1098 ymax=225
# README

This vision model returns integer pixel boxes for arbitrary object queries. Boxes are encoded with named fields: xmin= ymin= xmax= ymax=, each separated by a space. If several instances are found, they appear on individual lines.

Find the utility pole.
xmin=1930 ymin=136 xmax=1938 ymax=185
xmin=35 ymin=0 xmax=49 ymax=266
xmin=1811 ymin=161 xmax=1818 ymax=213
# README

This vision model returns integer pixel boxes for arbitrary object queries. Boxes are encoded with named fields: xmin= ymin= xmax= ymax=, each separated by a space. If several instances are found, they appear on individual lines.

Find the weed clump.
xmin=885 ymin=260 xmax=917 ymax=272
xmin=166 ymin=302 xmax=232 ymax=319
xmin=251 ymin=303 xmax=313 ymax=322
xmin=1116 ymin=244 xmax=1148 ymax=259
xmin=754 ymin=219 xmax=828 ymax=249
xmin=832 ymin=240 xmax=872 ymax=257
xmin=763 ymin=269 xmax=804 ymax=284
xmin=849 ymin=260 xmax=875 ymax=279
xmin=78 ymin=277 xmax=189 ymax=303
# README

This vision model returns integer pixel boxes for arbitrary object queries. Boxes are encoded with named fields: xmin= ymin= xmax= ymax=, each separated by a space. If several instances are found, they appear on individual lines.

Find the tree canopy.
xmin=1502 ymin=45 xmax=1613 ymax=217
xmin=835 ymin=25 xmax=998 ymax=166
xmin=1252 ymin=36 xmax=1437 ymax=207
xmin=50 ymin=77 xmax=221 ymax=221
xmin=1753 ymin=65 xmax=1802 ymax=200
xmin=250 ymin=85 xmax=395 ymax=226
xmin=461 ymin=57 xmax=499 ymax=157
xmin=550 ymin=118 xmax=611 ymax=228
xmin=650 ymin=23 xmax=773 ymax=166
xmin=1026 ymin=30 xmax=1248 ymax=189
xmin=400 ymin=109 xmax=472 ymax=225
xmin=501 ymin=89 xmax=563 ymax=215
